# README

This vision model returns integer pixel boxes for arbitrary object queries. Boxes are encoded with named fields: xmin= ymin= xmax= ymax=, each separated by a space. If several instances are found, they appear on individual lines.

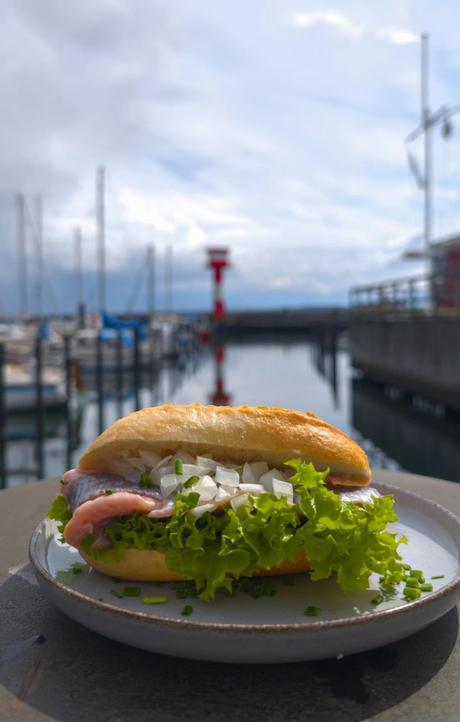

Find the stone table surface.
xmin=0 ymin=469 xmax=459 ymax=722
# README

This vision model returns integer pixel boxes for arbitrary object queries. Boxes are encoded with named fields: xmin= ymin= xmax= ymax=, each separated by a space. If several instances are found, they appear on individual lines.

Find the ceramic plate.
xmin=29 ymin=481 xmax=460 ymax=663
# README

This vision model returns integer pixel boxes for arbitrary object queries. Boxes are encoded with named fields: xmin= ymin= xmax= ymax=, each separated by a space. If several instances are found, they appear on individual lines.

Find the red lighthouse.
xmin=206 ymin=247 xmax=230 ymax=321
xmin=209 ymin=345 xmax=231 ymax=406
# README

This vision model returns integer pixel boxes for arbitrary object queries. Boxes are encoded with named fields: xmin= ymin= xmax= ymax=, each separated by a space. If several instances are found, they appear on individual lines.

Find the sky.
xmin=2 ymin=0 xmax=460 ymax=315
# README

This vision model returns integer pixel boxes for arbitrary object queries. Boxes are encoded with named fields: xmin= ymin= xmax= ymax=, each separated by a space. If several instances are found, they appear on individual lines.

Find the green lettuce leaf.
xmin=47 ymin=493 xmax=72 ymax=538
xmin=47 ymin=461 xmax=407 ymax=600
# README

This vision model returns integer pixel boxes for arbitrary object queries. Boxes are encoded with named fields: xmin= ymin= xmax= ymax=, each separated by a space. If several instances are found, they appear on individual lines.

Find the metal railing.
xmin=350 ymin=270 xmax=460 ymax=317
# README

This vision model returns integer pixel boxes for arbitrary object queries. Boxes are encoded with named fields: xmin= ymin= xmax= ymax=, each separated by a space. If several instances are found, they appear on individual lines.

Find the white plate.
xmin=29 ymin=481 xmax=460 ymax=663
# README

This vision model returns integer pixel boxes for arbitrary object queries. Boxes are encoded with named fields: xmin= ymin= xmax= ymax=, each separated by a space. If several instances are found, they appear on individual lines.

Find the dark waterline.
xmin=5 ymin=337 xmax=460 ymax=487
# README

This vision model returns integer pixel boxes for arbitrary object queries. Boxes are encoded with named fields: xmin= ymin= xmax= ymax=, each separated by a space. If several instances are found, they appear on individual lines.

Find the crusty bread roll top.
xmin=78 ymin=403 xmax=371 ymax=485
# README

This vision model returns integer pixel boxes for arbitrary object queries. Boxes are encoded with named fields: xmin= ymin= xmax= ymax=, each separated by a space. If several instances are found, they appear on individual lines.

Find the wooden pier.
xmin=216 ymin=307 xmax=349 ymax=336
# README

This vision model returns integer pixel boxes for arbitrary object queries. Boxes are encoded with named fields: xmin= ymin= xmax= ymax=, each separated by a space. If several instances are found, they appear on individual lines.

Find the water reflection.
xmin=311 ymin=332 xmax=339 ymax=409
xmin=209 ymin=346 xmax=231 ymax=405
xmin=352 ymin=377 xmax=460 ymax=483
xmin=4 ymin=334 xmax=460 ymax=486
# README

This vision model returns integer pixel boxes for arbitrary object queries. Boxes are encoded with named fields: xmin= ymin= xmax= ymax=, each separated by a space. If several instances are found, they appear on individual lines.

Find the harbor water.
xmin=5 ymin=335 xmax=460 ymax=487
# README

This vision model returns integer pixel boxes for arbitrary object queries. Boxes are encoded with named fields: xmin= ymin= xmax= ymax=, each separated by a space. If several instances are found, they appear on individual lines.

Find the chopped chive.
xmin=171 ymin=580 xmax=196 ymax=590
xmin=139 ymin=471 xmax=153 ymax=488
xmin=175 ymin=589 xmax=198 ymax=600
xmin=183 ymin=475 xmax=199 ymax=489
xmin=371 ymin=594 xmax=384 ymax=605
xmin=143 ymin=596 xmax=167 ymax=605
xmin=175 ymin=459 xmax=183 ymax=475
xmin=59 ymin=479 xmax=67 ymax=485
xmin=179 ymin=491 xmax=200 ymax=508
xmin=104 ymin=489 xmax=113 ymax=495
xmin=111 ymin=586 xmax=142 ymax=598
xmin=181 ymin=605 xmax=194 ymax=616
xmin=236 ymin=578 xmax=278 ymax=598
xmin=431 ymin=575 xmax=445 ymax=580
xmin=71 ymin=563 xmax=86 ymax=575
xmin=123 ymin=586 xmax=141 ymax=597
xmin=403 ymin=563 xmax=412 ymax=571
xmin=405 ymin=577 xmax=420 ymax=588
xmin=411 ymin=569 xmax=424 ymax=579
xmin=420 ymin=583 xmax=433 ymax=592
xmin=403 ymin=586 xmax=421 ymax=600
xmin=304 ymin=606 xmax=321 ymax=617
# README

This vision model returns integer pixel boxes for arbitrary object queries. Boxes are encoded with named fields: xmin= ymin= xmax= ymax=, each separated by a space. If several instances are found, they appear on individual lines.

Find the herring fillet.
xmin=61 ymin=470 xmax=173 ymax=548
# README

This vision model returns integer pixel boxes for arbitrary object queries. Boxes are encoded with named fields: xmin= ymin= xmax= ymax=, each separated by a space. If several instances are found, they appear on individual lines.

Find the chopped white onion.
xmin=215 ymin=467 xmax=240 ymax=486
xmin=247 ymin=461 xmax=269 ymax=480
xmin=126 ymin=456 xmax=146 ymax=472
xmin=110 ymin=460 xmax=136 ymax=477
xmin=160 ymin=474 xmax=180 ymax=497
xmin=158 ymin=465 xmax=175 ymax=478
xmin=190 ymin=503 xmax=215 ymax=518
xmin=181 ymin=463 xmax=212 ymax=478
xmin=148 ymin=467 xmax=160 ymax=484
xmin=194 ymin=475 xmax=218 ymax=501
xmin=272 ymin=479 xmax=294 ymax=503
xmin=196 ymin=455 xmax=217 ymax=470
xmin=149 ymin=464 xmax=174 ymax=484
xmin=241 ymin=462 xmax=257 ymax=484
xmin=230 ymin=493 xmax=249 ymax=510
xmin=156 ymin=454 xmax=173 ymax=468
xmin=214 ymin=486 xmax=231 ymax=501
xmin=259 ymin=468 xmax=287 ymax=491
xmin=138 ymin=449 xmax=162 ymax=468
xmin=238 ymin=483 xmax=265 ymax=494
xmin=172 ymin=449 xmax=195 ymax=464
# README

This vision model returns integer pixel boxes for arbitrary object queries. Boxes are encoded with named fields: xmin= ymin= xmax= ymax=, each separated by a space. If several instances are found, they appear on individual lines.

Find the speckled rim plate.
xmin=29 ymin=481 xmax=460 ymax=663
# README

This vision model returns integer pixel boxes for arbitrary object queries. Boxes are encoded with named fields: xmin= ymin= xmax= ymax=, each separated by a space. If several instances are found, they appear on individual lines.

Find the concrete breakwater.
xmin=350 ymin=316 xmax=460 ymax=411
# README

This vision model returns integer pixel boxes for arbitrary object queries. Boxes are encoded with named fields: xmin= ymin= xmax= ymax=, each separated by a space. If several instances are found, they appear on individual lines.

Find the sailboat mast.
xmin=16 ymin=193 xmax=28 ymax=319
xmin=35 ymin=196 xmax=43 ymax=319
xmin=74 ymin=226 xmax=83 ymax=314
xmin=147 ymin=243 xmax=155 ymax=317
xmin=165 ymin=244 xmax=172 ymax=317
xmin=96 ymin=166 xmax=106 ymax=314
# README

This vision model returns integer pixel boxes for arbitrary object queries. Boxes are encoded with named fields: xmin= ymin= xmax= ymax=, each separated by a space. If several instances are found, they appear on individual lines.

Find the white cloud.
xmin=118 ymin=187 xmax=260 ymax=248
xmin=378 ymin=28 xmax=419 ymax=45
xmin=290 ymin=10 xmax=362 ymax=38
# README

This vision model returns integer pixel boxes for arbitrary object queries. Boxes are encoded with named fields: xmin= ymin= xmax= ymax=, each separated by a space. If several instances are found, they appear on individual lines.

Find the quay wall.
xmin=218 ymin=308 xmax=348 ymax=335
xmin=349 ymin=317 xmax=460 ymax=411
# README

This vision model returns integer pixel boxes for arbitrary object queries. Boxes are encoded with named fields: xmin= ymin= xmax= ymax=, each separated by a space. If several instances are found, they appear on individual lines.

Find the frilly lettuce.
xmin=48 ymin=461 xmax=407 ymax=601
xmin=48 ymin=493 xmax=72 ymax=537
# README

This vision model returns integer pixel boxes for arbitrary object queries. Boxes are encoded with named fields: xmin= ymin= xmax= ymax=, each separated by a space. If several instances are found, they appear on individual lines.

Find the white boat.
xmin=4 ymin=364 xmax=66 ymax=411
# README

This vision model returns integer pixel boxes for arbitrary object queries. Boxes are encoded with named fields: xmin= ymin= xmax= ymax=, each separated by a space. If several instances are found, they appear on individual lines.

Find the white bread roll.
xmin=80 ymin=548 xmax=310 ymax=582
xmin=79 ymin=403 xmax=371 ymax=485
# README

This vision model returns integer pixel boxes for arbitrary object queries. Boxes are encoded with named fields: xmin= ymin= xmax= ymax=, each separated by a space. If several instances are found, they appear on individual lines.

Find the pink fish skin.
xmin=63 ymin=492 xmax=164 ymax=549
